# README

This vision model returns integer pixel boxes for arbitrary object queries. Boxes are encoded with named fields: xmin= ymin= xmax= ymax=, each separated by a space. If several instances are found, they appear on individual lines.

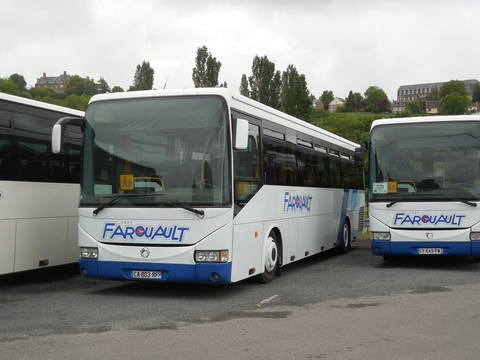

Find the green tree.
xmin=439 ymin=80 xmax=467 ymax=98
xmin=9 ymin=73 xmax=27 ymax=90
xmin=239 ymin=74 xmax=249 ymax=96
xmin=130 ymin=61 xmax=155 ymax=91
xmin=344 ymin=90 xmax=364 ymax=112
xmin=280 ymin=64 xmax=312 ymax=121
xmin=364 ymin=86 xmax=390 ymax=113
xmin=440 ymin=93 xmax=471 ymax=115
xmin=320 ymin=90 xmax=334 ymax=111
xmin=66 ymin=75 xmax=98 ymax=96
xmin=406 ymin=99 xmax=426 ymax=116
xmin=248 ymin=55 xmax=282 ymax=109
xmin=472 ymin=84 xmax=480 ymax=103
xmin=426 ymin=88 xmax=440 ymax=100
xmin=28 ymin=87 xmax=56 ymax=99
xmin=61 ymin=94 xmax=91 ymax=111
xmin=192 ymin=46 xmax=222 ymax=88
xmin=97 ymin=77 xmax=111 ymax=93
xmin=0 ymin=78 xmax=20 ymax=95
xmin=111 ymin=86 xmax=124 ymax=93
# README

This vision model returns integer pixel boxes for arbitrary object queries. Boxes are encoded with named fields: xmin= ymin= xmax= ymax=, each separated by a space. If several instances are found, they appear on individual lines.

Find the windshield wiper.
xmin=452 ymin=199 xmax=477 ymax=207
xmin=386 ymin=197 xmax=410 ymax=208
xmin=93 ymin=196 xmax=124 ymax=216
xmin=156 ymin=201 xmax=205 ymax=217
xmin=92 ymin=193 xmax=205 ymax=217
xmin=92 ymin=193 xmax=165 ymax=216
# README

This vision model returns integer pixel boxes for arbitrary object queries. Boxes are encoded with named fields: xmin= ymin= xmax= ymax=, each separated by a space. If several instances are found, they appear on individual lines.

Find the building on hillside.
xmin=35 ymin=71 xmax=70 ymax=93
xmin=392 ymin=79 xmax=479 ymax=113
xmin=328 ymin=97 xmax=345 ymax=112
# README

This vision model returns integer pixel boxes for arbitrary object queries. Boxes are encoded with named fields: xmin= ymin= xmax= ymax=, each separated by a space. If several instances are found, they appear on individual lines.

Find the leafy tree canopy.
xmin=97 ymin=77 xmax=111 ymax=94
xmin=248 ymin=55 xmax=281 ymax=109
xmin=406 ymin=99 xmax=426 ymax=116
xmin=472 ymin=84 xmax=480 ymax=103
xmin=66 ymin=75 xmax=97 ymax=96
xmin=111 ymin=86 xmax=124 ymax=93
xmin=439 ymin=80 xmax=467 ymax=98
xmin=192 ymin=46 xmax=222 ymax=88
xmin=344 ymin=91 xmax=364 ymax=112
xmin=364 ymin=86 xmax=390 ymax=113
xmin=239 ymin=74 xmax=249 ymax=97
xmin=9 ymin=73 xmax=27 ymax=90
xmin=130 ymin=61 xmax=155 ymax=91
xmin=280 ymin=64 xmax=312 ymax=121
xmin=0 ymin=78 xmax=20 ymax=95
xmin=440 ymin=93 xmax=471 ymax=115
xmin=320 ymin=90 xmax=334 ymax=110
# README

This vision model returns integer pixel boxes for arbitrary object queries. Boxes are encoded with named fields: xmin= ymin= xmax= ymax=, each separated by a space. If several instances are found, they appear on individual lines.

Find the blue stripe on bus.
xmin=79 ymin=259 xmax=232 ymax=283
xmin=371 ymin=240 xmax=480 ymax=256
xmin=337 ymin=189 xmax=350 ymax=246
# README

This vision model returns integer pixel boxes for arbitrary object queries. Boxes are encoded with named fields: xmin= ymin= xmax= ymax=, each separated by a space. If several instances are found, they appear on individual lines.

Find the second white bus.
xmin=369 ymin=115 xmax=480 ymax=260
xmin=53 ymin=88 xmax=365 ymax=283
xmin=0 ymin=92 xmax=83 ymax=275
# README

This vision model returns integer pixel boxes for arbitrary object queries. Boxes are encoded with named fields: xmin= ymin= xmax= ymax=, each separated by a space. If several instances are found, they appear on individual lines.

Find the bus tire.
xmin=339 ymin=221 xmax=351 ymax=254
xmin=257 ymin=231 xmax=280 ymax=283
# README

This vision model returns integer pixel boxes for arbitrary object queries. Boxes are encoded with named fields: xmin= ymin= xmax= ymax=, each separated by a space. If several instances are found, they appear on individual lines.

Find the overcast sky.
xmin=2 ymin=0 xmax=479 ymax=99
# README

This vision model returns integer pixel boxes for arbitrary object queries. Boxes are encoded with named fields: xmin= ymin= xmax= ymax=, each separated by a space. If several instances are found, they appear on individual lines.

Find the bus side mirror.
xmin=52 ymin=116 xmax=84 ymax=154
xmin=234 ymin=118 xmax=249 ymax=150
xmin=354 ymin=147 xmax=364 ymax=167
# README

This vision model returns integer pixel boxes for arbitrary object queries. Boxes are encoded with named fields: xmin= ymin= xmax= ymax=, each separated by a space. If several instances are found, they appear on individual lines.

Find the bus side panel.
xmin=15 ymin=218 xmax=68 ymax=272
xmin=0 ymin=220 xmax=15 ymax=275
xmin=66 ymin=216 xmax=79 ymax=263
xmin=231 ymin=222 xmax=264 ymax=282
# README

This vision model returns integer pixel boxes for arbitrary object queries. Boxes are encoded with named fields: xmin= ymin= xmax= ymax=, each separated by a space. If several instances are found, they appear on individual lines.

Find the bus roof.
xmin=371 ymin=114 xmax=480 ymax=130
xmin=90 ymin=88 xmax=360 ymax=151
xmin=0 ymin=91 xmax=84 ymax=117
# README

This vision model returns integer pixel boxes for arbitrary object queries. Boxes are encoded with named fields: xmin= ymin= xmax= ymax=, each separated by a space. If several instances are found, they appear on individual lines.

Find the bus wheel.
xmin=339 ymin=222 xmax=350 ymax=254
xmin=257 ymin=232 xmax=280 ymax=283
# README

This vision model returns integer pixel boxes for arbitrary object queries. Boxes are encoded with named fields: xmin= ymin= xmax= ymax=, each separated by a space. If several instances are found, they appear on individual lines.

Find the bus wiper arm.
xmin=454 ymin=199 xmax=477 ymax=207
xmin=93 ymin=196 xmax=123 ymax=216
xmin=386 ymin=197 xmax=410 ymax=208
xmin=92 ymin=193 xmax=165 ymax=216
xmin=156 ymin=202 xmax=205 ymax=217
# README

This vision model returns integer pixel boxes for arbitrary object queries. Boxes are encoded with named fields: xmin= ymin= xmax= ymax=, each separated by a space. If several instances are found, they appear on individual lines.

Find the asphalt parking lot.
xmin=2 ymin=240 xmax=480 ymax=359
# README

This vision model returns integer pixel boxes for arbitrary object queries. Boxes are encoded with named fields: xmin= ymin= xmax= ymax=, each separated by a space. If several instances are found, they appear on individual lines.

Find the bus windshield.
xmin=81 ymin=95 xmax=231 ymax=207
xmin=370 ymin=121 xmax=480 ymax=202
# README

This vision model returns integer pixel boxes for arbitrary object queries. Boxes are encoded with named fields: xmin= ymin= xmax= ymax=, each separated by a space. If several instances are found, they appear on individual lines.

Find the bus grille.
xmin=358 ymin=206 xmax=365 ymax=231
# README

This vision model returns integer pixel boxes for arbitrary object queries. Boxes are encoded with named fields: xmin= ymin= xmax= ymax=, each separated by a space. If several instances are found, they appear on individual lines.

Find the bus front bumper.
xmin=80 ymin=259 xmax=232 ymax=283
xmin=371 ymin=240 xmax=480 ymax=256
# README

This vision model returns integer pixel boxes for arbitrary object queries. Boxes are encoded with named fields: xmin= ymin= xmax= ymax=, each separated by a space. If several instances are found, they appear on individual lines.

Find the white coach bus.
xmin=52 ymin=88 xmax=365 ymax=283
xmin=0 ymin=92 xmax=83 ymax=275
xmin=369 ymin=115 xmax=480 ymax=260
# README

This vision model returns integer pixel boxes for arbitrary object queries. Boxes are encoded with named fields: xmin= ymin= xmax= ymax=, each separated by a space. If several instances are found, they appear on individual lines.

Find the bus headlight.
xmin=81 ymin=247 xmax=98 ymax=259
xmin=371 ymin=232 xmax=391 ymax=241
xmin=470 ymin=232 xmax=480 ymax=241
xmin=194 ymin=250 xmax=229 ymax=263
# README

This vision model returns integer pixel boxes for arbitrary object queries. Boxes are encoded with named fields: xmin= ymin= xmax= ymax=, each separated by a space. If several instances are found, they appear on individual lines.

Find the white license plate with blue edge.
xmin=418 ymin=248 xmax=444 ymax=255
xmin=132 ymin=270 xmax=162 ymax=279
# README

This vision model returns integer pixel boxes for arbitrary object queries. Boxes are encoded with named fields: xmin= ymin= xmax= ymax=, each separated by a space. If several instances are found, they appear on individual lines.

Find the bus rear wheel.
xmin=257 ymin=232 xmax=280 ymax=283
xmin=339 ymin=222 xmax=351 ymax=254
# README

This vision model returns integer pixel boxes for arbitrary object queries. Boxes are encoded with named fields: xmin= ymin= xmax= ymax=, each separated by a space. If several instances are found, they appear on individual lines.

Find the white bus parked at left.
xmin=0 ymin=92 xmax=83 ymax=275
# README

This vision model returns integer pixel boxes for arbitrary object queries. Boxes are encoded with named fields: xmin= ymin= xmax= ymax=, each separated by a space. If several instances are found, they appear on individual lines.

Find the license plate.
xmin=131 ymin=270 xmax=162 ymax=279
xmin=418 ymin=248 xmax=444 ymax=255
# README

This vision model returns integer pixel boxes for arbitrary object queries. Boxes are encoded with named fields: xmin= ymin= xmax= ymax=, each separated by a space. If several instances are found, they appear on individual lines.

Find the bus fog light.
xmin=470 ymin=232 xmax=480 ymax=241
xmin=195 ymin=250 xmax=229 ymax=263
xmin=372 ymin=232 xmax=391 ymax=241
xmin=81 ymin=247 xmax=98 ymax=259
